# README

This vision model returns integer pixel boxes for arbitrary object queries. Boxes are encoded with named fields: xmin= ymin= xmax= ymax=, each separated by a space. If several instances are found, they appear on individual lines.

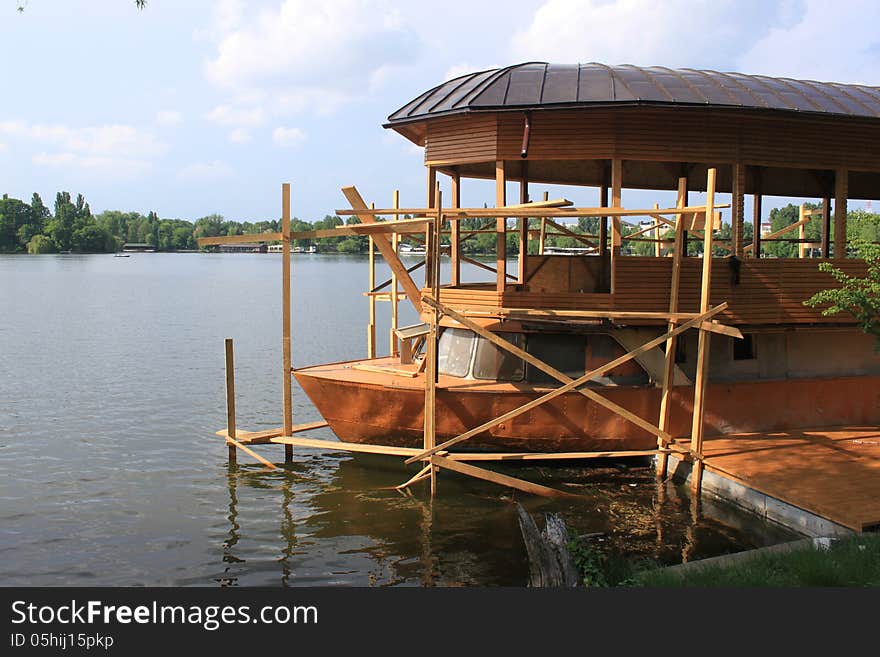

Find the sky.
xmin=1 ymin=0 xmax=879 ymax=223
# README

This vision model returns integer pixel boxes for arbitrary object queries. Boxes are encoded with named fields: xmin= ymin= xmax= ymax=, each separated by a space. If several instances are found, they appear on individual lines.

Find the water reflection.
xmin=217 ymin=453 xmax=799 ymax=586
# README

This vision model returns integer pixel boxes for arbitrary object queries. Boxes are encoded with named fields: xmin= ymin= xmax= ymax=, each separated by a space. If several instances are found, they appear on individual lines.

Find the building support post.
xmin=495 ymin=160 xmax=507 ymax=293
xmin=426 ymin=167 xmax=437 ymax=288
xmin=450 ymin=171 xmax=461 ymax=287
xmin=732 ymin=163 xmax=745 ymax=258
xmin=610 ymin=159 xmax=622 ymax=293
xmin=752 ymin=167 xmax=762 ymax=258
xmin=821 ymin=192 xmax=832 ymax=258
xmin=424 ymin=189 xmax=442 ymax=496
xmin=834 ymin=168 xmax=848 ymax=259
xmin=281 ymin=183 xmax=293 ymax=463
xmin=519 ymin=160 xmax=529 ymax=283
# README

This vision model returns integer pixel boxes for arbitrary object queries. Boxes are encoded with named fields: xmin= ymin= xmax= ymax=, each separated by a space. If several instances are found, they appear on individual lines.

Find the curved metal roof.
xmin=386 ymin=62 xmax=880 ymax=126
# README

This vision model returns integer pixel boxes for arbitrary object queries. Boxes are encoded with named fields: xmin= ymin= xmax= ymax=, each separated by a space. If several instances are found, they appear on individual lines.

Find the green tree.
xmin=26 ymin=234 xmax=55 ymax=254
xmin=0 ymin=195 xmax=35 ymax=252
xmin=805 ymin=240 xmax=880 ymax=349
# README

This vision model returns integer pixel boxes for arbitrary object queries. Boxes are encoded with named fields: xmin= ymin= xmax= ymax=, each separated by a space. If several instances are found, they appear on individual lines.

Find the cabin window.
xmin=733 ymin=334 xmax=756 ymax=361
xmin=437 ymin=328 xmax=475 ymax=377
xmin=473 ymin=332 xmax=525 ymax=381
xmin=525 ymin=334 xmax=586 ymax=384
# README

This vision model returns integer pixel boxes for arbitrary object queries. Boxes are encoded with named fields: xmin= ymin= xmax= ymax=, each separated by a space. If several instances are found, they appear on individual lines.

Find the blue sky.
xmin=1 ymin=0 xmax=878 ymax=223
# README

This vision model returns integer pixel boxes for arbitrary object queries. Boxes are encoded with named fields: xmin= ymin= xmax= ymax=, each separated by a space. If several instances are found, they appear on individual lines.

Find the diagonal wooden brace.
xmin=342 ymin=185 xmax=426 ymax=312
xmin=405 ymin=301 xmax=728 ymax=464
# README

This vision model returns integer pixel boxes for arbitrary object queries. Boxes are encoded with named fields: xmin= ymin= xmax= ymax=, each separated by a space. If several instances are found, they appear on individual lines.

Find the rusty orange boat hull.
xmin=294 ymin=358 xmax=880 ymax=452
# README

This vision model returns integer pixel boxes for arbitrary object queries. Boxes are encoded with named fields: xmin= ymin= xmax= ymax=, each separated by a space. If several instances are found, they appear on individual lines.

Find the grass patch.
xmin=631 ymin=534 xmax=880 ymax=587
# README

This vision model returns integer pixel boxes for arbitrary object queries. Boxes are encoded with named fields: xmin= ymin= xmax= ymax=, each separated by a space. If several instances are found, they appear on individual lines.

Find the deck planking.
xmin=680 ymin=426 xmax=880 ymax=532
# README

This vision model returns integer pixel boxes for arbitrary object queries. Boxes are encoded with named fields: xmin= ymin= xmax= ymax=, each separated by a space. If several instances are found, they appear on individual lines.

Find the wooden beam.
xmin=270 ymin=435 xmax=423 ymax=457
xmin=336 ymin=204 xmax=727 ymax=220
xmin=798 ymin=204 xmax=807 ymax=259
xmin=821 ymin=194 xmax=832 ymax=258
xmin=368 ymin=232 xmax=376 ymax=358
xmin=495 ymin=160 xmax=507 ymax=293
xmin=215 ymin=421 xmax=328 ymax=444
xmin=657 ymin=176 xmax=688 ymax=479
xmin=450 ymin=171 xmax=461 ymax=286
xmin=390 ymin=190 xmax=400 ymax=356
xmin=834 ymin=168 xmax=848 ymax=259
xmin=519 ymin=161 xmax=529 ymax=283
xmin=198 ymin=232 xmax=282 ymax=247
xmin=225 ymin=338 xmax=237 ymax=465
xmin=342 ymin=186 xmax=424 ymax=312
xmin=448 ymin=450 xmax=661 ymax=462
xmin=610 ymin=159 xmax=622 ymax=293
xmin=732 ymin=163 xmax=745 ymax=258
xmin=406 ymin=300 xmax=727 ymax=464
xmin=752 ymin=167 xmax=762 ymax=258
xmin=226 ymin=436 xmax=280 ymax=470
xmin=543 ymin=219 xmax=600 ymax=249
xmin=689 ymin=167 xmax=717 ymax=493
xmin=538 ymin=191 xmax=548 ymax=255
xmin=291 ymin=223 xmax=429 ymax=240
xmin=395 ymin=464 xmax=433 ymax=490
xmin=430 ymin=455 xmax=580 ymax=499
xmin=743 ymin=215 xmax=811 ymax=252
xmin=600 ymin=181 xmax=609 ymax=290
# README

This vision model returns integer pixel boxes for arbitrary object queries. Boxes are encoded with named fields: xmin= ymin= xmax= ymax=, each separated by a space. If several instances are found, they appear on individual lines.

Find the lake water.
xmin=0 ymin=253 xmax=798 ymax=586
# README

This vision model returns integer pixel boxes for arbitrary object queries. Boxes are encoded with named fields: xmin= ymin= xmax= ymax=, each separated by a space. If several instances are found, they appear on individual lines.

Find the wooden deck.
xmin=676 ymin=426 xmax=880 ymax=532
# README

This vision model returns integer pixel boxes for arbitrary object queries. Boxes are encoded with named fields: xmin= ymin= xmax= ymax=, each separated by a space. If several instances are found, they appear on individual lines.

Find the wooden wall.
xmin=436 ymin=258 xmax=868 ymax=326
xmin=422 ymin=107 xmax=880 ymax=196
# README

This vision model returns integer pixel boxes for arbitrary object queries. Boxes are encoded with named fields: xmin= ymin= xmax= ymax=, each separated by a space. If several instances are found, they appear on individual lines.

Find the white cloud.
xmin=272 ymin=126 xmax=306 ymax=148
xmin=204 ymin=0 xmax=419 ymax=114
xmin=737 ymin=1 xmax=880 ymax=84
xmin=177 ymin=160 xmax=233 ymax=181
xmin=228 ymin=128 xmax=252 ymax=144
xmin=206 ymin=104 xmax=265 ymax=126
xmin=511 ymin=0 xmax=801 ymax=70
xmin=156 ymin=110 xmax=183 ymax=126
xmin=2 ymin=120 xmax=166 ymax=179
xmin=444 ymin=62 xmax=491 ymax=82
xmin=32 ymin=152 xmax=152 ymax=178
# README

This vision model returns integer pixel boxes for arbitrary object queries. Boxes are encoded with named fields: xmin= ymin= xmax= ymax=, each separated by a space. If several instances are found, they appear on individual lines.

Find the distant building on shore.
xmin=122 ymin=243 xmax=155 ymax=252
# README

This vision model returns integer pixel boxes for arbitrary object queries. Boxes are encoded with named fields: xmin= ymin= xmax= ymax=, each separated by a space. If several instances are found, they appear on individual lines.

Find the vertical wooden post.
xmin=834 ymin=168 xmax=848 ymax=259
xmin=732 ymin=163 xmax=745 ymax=258
xmin=390 ymin=190 xmax=400 ymax=356
xmin=821 ymin=194 xmax=832 ymax=258
xmin=424 ymin=189 xmax=442 ymax=496
xmin=225 ymin=338 xmax=237 ymax=465
xmin=450 ymin=172 xmax=461 ymax=287
xmin=281 ymin=183 xmax=293 ymax=463
xmin=689 ymin=168 xmax=717 ymax=494
xmin=798 ymin=204 xmax=807 ymax=259
xmin=752 ymin=167 xmax=762 ymax=258
xmin=518 ymin=160 xmax=529 ymax=283
xmin=538 ymin=191 xmax=548 ymax=255
xmin=368 ymin=234 xmax=377 ymax=357
xmin=653 ymin=202 xmax=661 ymax=257
xmin=495 ymin=160 xmax=507 ymax=293
xmin=426 ymin=167 xmax=437 ymax=287
xmin=656 ymin=177 xmax=688 ymax=479
xmin=599 ymin=182 xmax=608 ymax=289
xmin=610 ymin=159 xmax=622 ymax=293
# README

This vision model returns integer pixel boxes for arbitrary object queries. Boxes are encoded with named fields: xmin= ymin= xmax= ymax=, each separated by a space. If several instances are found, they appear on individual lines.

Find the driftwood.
xmin=515 ymin=501 xmax=580 ymax=587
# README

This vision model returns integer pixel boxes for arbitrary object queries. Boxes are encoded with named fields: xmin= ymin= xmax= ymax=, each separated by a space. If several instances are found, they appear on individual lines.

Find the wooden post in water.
xmin=225 ymin=338 xmax=237 ymax=465
xmin=689 ymin=168 xmax=717 ymax=494
xmin=424 ymin=189 xmax=442 ymax=496
xmin=656 ymin=176 xmax=688 ymax=479
xmin=390 ymin=190 xmax=400 ymax=356
xmin=282 ymin=183 xmax=293 ymax=463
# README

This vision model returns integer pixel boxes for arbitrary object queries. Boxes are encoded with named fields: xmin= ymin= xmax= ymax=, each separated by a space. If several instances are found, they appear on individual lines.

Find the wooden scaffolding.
xmin=200 ymin=166 xmax=745 ymax=499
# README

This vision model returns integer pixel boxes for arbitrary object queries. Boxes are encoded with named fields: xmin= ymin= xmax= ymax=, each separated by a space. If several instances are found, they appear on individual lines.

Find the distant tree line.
xmin=3 ymin=192 xmax=877 ymax=256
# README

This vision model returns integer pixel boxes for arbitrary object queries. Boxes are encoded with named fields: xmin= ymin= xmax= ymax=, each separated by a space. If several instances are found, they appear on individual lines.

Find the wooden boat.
xmin=292 ymin=63 xmax=880 ymax=454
